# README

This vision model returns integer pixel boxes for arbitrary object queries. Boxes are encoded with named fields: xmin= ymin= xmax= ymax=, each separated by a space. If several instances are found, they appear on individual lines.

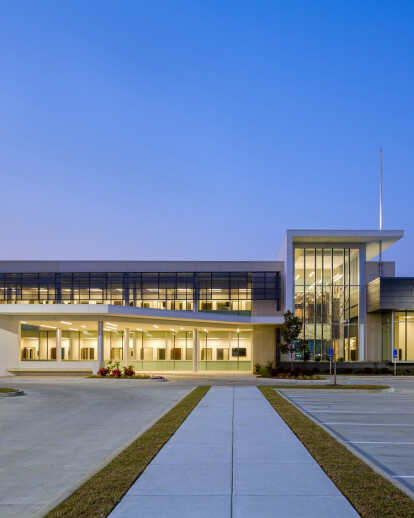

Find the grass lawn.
xmin=46 ymin=385 xmax=210 ymax=518
xmin=0 ymin=388 xmax=19 ymax=393
xmin=259 ymin=386 xmax=414 ymax=518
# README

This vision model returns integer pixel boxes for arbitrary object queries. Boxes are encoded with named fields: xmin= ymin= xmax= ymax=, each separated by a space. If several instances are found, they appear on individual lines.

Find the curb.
xmin=0 ymin=390 xmax=24 ymax=397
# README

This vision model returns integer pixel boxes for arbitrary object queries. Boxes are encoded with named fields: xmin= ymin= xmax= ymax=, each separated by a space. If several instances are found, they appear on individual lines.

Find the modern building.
xmin=0 ymin=229 xmax=412 ymax=376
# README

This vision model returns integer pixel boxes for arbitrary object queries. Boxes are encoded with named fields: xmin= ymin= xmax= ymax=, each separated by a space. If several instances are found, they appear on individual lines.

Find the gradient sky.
xmin=0 ymin=1 xmax=413 ymax=273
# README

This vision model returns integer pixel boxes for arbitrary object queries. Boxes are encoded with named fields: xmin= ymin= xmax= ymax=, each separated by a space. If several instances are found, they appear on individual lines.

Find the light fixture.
xmin=295 ymin=275 xmax=300 ymax=280
xmin=70 ymin=328 xmax=79 ymax=331
xmin=204 ymin=328 xmax=208 ymax=333
xmin=309 ymin=271 xmax=315 ymax=277
xmin=237 ymin=329 xmax=240 ymax=333
xmin=40 ymin=324 xmax=56 ymax=329
xmin=61 ymin=321 xmax=72 ymax=325
xmin=81 ymin=325 xmax=86 ymax=328
xmin=180 ymin=327 xmax=184 ymax=330
xmin=136 ymin=328 xmax=142 ymax=331
xmin=153 ymin=324 xmax=159 ymax=328
xmin=21 ymin=321 xmax=26 ymax=324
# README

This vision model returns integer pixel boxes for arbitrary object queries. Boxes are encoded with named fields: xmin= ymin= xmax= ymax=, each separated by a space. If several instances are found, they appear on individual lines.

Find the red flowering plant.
xmin=123 ymin=365 xmax=135 ymax=377
xmin=97 ymin=367 xmax=110 ymax=376
xmin=107 ymin=361 xmax=122 ymax=377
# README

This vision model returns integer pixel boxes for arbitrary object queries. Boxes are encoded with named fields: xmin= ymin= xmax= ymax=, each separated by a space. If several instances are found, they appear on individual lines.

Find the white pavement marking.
xmin=347 ymin=441 xmax=414 ymax=445
xmin=110 ymin=387 xmax=359 ymax=518
xmin=323 ymin=423 xmax=414 ymax=426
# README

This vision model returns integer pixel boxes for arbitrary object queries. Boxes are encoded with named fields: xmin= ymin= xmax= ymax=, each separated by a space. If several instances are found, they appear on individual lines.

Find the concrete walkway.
xmin=110 ymin=387 xmax=359 ymax=517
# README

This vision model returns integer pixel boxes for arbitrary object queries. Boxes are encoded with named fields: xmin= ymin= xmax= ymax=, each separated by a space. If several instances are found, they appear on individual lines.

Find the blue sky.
xmin=0 ymin=1 xmax=413 ymax=273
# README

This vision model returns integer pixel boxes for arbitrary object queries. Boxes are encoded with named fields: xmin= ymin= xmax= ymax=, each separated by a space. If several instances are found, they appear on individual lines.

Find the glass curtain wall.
xmin=131 ymin=330 xmax=193 ymax=371
xmin=383 ymin=311 xmax=414 ymax=361
xmin=198 ymin=330 xmax=252 ymax=371
xmin=1 ymin=272 xmax=280 ymax=316
xmin=21 ymin=325 xmax=98 ymax=360
xmin=294 ymin=247 xmax=360 ymax=361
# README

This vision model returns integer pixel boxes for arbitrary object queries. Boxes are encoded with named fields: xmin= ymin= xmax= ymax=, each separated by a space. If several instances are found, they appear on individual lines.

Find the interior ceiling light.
xmin=136 ymin=328 xmax=142 ymax=331
xmin=61 ymin=321 xmax=72 ymax=325
xmin=153 ymin=325 xmax=159 ymax=328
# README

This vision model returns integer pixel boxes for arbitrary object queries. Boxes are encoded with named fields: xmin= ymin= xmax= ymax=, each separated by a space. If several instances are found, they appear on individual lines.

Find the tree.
xmin=277 ymin=310 xmax=307 ymax=372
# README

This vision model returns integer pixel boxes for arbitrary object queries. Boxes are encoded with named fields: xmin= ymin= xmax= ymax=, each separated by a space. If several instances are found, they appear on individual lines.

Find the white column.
xmin=193 ymin=329 xmax=198 ymax=372
xmin=56 ymin=328 xmax=62 ymax=362
xmin=123 ymin=328 xmax=130 ymax=366
xmin=98 ymin=321 xmax=104 ymax=364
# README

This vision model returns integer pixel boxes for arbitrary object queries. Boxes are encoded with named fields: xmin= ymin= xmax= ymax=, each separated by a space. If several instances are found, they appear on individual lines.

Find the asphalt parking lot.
xmin=279 ymin=382 xmax=414 ymax=498
xmin=0 ymin=379 xmax=192 ymax=518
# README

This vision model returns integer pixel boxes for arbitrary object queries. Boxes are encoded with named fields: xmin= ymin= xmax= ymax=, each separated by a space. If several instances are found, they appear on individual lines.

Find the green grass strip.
xmin=259 ymin=386 xmax=414 ymax=518
xmin=0 ymin=387 xmax=19 ymax=393
xmin=46 ymin=385 xmax=210 ymax=518
xmin=268 ymin=384 xmax=390 ymax=390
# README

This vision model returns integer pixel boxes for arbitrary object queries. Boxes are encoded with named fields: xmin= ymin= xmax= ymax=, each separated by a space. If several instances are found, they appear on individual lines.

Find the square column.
xmin=98 ymin=321 xmax=104 ymax=364
xmin=56 ymin=328 xmax=62 ymax=362
xmin=193 ymin=329 xmax=198 ymax=372
xmin=124 ymin=328 xmax=130 ymax=366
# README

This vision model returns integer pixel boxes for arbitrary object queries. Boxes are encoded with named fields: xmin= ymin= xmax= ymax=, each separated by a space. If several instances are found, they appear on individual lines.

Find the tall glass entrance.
xmin=294 ymin=247 xmax=360 ymax=361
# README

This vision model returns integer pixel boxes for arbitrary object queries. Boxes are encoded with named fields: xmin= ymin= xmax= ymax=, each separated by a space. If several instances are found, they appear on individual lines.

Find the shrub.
xmin=396 ymin=368 xmax=405 ymax=375
xmin=278 ymin=366 xmax=286 ymax=373
xmin=311 ymin=367 xmax=320 ymax=374
xmin=97 ymin=367 xmax=110 ymax=376
xmin=291 ymin=368 xmax=302 ymax=377
xmin=254 ymin=363 xmax=262 ymax=374
xmin=302 ymin=368 xmax=312 ymax=376
xmin=271 ymin=368 xmax=279 ymax=377
xmin=380 ymin=367 xmax=391 ymax=375
xmin=259 ymin=366 xmax=270 ymax=378
xmin=123 ymin=365 xmax=135 ymax=377
xmin=111 ymin=369 xmax=122 ymax=378
xmin=266 ymin=361 xmax=278 ymax=377
xmin=363 ymin=367 xmax=373 ymax=374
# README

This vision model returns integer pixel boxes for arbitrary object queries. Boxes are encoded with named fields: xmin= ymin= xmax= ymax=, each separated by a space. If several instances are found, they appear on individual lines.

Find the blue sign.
xmin=328 ymin=348 xmax=333 ymax=359
xmin=393 ymin=349 xmax=398 ymax=360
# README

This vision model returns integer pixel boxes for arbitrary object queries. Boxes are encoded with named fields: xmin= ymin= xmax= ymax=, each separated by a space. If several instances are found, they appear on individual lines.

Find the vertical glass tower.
xmin=294 ymin=248 xmax=360 ymax=361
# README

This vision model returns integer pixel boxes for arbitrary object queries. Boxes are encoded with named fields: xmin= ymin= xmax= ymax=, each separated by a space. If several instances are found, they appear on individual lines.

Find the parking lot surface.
xmin=279 ymin=386 xmax=414 ymax=497
xmin=0 ymin=379 xmax=192 ymax=518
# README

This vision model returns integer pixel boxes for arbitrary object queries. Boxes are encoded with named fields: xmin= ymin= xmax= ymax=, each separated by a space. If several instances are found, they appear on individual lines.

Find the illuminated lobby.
xmin=0 ymin=229 xmax=412 ymax=376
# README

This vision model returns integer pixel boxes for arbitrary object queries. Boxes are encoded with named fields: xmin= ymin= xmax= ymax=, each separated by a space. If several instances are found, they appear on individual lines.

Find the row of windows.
xmin=294 ymin=248 xmax=360 ymax=286
xmin=0 ymin=271 xmax=280 ymax=309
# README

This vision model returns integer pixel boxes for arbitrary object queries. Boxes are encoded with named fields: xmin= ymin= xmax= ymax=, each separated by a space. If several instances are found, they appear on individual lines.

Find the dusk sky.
xmin=0 ymin=1 xmax=413 ymax=273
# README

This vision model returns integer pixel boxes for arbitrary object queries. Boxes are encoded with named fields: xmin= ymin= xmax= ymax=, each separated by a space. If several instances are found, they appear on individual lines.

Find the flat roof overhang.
xmin=0 ymin=304 xmax=283 ymax=326
xmin=287 ymin=229 xmax=404 ymax=261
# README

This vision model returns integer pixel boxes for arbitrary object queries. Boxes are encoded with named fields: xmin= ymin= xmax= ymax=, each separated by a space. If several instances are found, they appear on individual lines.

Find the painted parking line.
xmin=311 ymin=410 xmax=394 ymax=414
xmin=393 ymin=476 xmax=414 ymax=479
xmin=323 ymin=423 xmax=414 ymax=426
xmin=346 ymin=441 xmax=414 ymax=445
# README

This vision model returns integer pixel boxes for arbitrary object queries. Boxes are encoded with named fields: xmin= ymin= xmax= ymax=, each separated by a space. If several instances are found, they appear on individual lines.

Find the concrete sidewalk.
xmin=110 ymin=387 xmax=359 ymax=518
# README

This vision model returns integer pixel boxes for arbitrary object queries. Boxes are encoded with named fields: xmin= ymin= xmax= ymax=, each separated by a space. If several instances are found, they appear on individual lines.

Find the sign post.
xmin=393 ymin=349 xmax=398 ymax=376
xmin=328 ymin=348 xmax=333 ymax=375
